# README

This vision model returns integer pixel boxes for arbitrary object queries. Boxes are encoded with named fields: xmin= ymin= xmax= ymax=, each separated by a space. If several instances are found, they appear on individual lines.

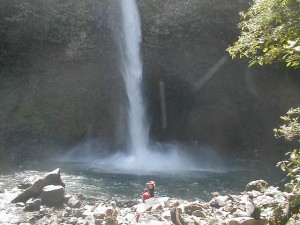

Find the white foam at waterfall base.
xmin=57 ymin=139 xmax=212 ymax=174
xmin=92 ymin=147 xmax=196 ymax=174
xmin=60 ymin=141 xmax=226 ymax=175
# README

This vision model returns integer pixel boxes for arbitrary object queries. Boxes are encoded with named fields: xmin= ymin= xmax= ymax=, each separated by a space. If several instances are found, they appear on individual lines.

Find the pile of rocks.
xmin=11 ymin=168 xmax=66 ymax=207
xmin=3 ymin=169 xmax=300 ymax=225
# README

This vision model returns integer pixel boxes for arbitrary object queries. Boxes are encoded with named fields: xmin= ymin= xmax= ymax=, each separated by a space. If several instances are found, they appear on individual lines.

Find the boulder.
xmin=73 ymin=208 xmax=84 ymax=218
xmin=183 ymin=217 xmax=197 ymax=225
xmin=192 ymin=210 xmax=206 ymax=218
xmin=48 ymin=215 xmax=59 ymax=225
xmin=11 ymin=168 xmax=65 ymax=203
xmin=245 ymin=180 xmax=268 ymax=192
xmin=28 ymin=216 xmax=36 ymax=224
xmin=40 ymin=185 xmax=65 ymax=207
xmin=93 ymin=205 xmax=107 ymax=219
xmin=184 ymin=202 xmax=205 ymax=215
xmin=227 ymin=217 xmax=268 ymax=225
xmin=11 ymin=179 xmax=45 ymax=203
xmin=24 ymin=198 xmax=41 ymax=212
xmin=150 ymin=203 xmax=163 ymax=214
xmin=68 ymin=197 xmax=82 ymax=208
xmin=191 ymin=216 xmax=203 ymax=225
xmin=67 ymin=217 xmax=78 ymax=224
xmin=64 ymin=194 xmax=72 ymax=204
xmin=44 ymin=168 xmax=65 ymax=187
xmin=82 ymin=215 xmax=95 ymax=225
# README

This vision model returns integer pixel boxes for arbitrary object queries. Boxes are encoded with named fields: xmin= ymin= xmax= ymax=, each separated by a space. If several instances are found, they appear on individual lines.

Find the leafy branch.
xmin=227 ymin=0 xmax=300 ymax=68
xmin=274 ymin=108 xmax=300 ymax=194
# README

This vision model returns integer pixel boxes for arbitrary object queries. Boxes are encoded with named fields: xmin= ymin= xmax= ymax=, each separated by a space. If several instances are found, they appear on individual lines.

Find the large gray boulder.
xmin=245 ymin=180 xmax=269 ymax=192
xmin=11 ymin=168 xmax=65 ymax=203
xmin=40 ymin=185 xmax=65 ymax=207
xmin=11 ymin=179 xmax=45 ymax=203
xmin=44 ymin=168 xmax=65 ymax=187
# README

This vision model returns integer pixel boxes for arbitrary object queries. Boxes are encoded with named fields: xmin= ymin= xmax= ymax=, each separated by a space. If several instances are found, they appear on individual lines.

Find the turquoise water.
xmin=0 ymin=159 xmax=284 ymax=202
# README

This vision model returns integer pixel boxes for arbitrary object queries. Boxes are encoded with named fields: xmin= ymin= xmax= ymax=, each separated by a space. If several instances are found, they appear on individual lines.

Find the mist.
xmin=59 ymin=140 xmax=226 ymax=175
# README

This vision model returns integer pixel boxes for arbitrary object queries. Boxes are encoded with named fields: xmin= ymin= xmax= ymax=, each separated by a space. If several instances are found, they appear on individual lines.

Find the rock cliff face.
xmin=0 ymin=0 xmax=299 ymax=161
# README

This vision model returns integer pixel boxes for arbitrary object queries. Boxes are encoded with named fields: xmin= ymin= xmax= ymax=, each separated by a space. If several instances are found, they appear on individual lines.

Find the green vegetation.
xmin=274 ymin=108 xmax=300 ymax=194
xmin=227 ymin=0 xmax=300 ymax=68
xmin=227 ymin=0 xmax=300 ymax=191
xmin=228 ymin=0 xmax=300 ymax=223
xmin=274 ymin=108 xmax=300 ymax=224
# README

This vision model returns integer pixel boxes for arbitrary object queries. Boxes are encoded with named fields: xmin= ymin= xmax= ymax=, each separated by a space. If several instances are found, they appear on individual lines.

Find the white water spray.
xmin=61 ymin=0 xmax=225 ymax=174
xmin=106 ymin=0 xmax=208 ymax=172
xmin=119 ymin=0 xmax=149 ymax=156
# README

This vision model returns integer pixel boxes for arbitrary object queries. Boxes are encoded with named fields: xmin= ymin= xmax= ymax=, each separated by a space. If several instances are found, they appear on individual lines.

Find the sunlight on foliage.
xmin=274 ymin=108 xmax=300 ymax=141
xmin=227 ymin=0 xmax=300 ymax=68
xmin=274 ymin=107 xmax=300 ymax=223
xmin=274 ymin=108 xmax=300 ymax=194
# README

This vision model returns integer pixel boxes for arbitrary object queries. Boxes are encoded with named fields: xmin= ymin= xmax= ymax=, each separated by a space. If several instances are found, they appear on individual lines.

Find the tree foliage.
xmin=229 ymin=1 xmax=300 ymax=221
xmin=227 ymin=0 xmax=300 ymax=68
xmin=274 ymin=108 xmax=300 ymax=194
xmin=274 ymin=107 xmax=300 ymax=194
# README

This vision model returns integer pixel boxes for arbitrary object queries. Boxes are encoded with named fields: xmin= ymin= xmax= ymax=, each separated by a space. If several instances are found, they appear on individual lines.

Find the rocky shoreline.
xmin=0 ymin=168 xmax=299 ymax=225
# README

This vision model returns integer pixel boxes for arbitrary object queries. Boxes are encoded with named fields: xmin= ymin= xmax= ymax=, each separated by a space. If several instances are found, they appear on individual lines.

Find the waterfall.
xmin=119 ymin=0 xmax=149 ymax=156
xmin=62 ymin=0 xmax=224 ymax=174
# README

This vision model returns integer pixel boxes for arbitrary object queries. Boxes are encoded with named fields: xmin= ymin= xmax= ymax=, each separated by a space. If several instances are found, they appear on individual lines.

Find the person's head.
xmin=144 ymin=188 xmax=148 ymax=193
xmin=172 ymin=201 xmax=180 ymax=207
xmin=147 ymin=181 xmax=155 ymax=188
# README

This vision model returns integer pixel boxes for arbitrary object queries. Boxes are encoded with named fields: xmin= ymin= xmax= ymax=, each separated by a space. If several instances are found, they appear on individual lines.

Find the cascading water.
xmin=106 ymin=0 xmax=201 ymax=172
xmin=119 ymin=0 xmax=149 ymax=156
xmin=61 ymin=0 xmax=225 ymax=174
